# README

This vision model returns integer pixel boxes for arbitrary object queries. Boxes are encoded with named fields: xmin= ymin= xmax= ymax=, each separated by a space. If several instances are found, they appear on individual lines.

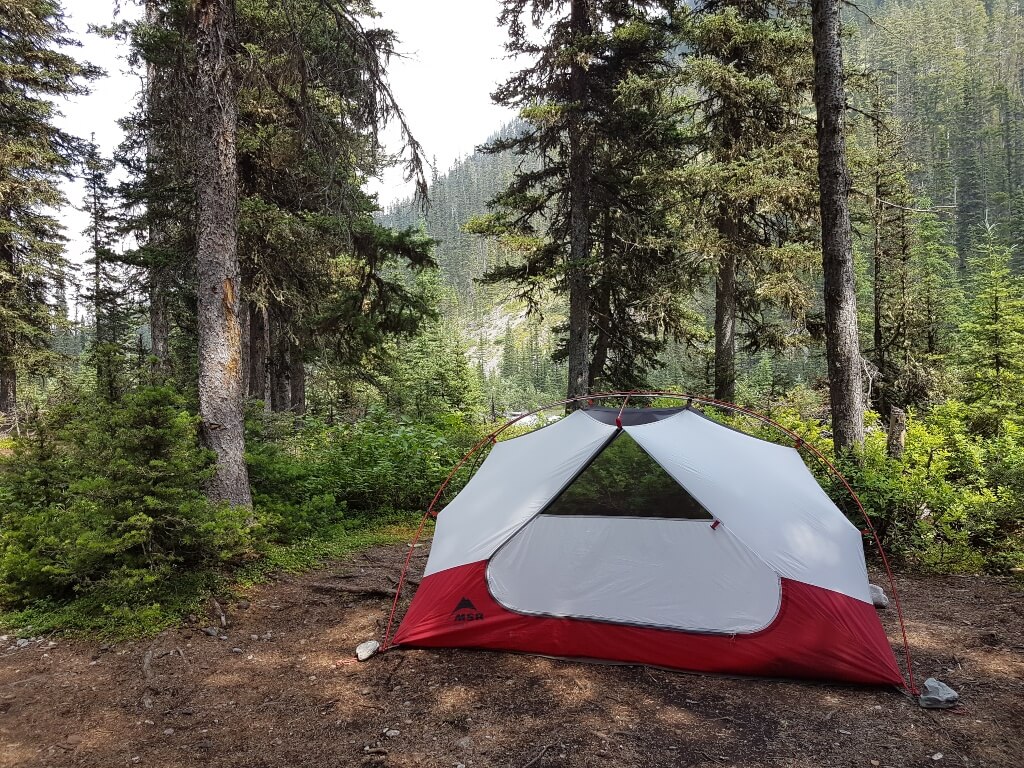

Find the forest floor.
xmin=0 ymin=543 xmax=1022 ymax=768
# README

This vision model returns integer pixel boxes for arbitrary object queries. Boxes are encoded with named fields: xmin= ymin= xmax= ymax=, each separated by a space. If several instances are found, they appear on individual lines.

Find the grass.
xmin=0 ymin=514 xmax=427 ymax=641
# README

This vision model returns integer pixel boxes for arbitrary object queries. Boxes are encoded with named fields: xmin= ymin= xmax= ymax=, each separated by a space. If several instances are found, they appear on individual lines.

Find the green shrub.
xmin=246 ymin=409 xmax=480 ymax=542
xmin=692 ymin=396 xmax=1023 ymax=573
xmin=0 ymin=385 xmax=251 ymax=605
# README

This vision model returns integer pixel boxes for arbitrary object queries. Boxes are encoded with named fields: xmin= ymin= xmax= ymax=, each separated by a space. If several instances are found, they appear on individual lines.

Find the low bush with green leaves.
xmin=245 ymin=408 xmax=479 ymax=541
xmin=703 ymin=396 xmax=1024 ymax=574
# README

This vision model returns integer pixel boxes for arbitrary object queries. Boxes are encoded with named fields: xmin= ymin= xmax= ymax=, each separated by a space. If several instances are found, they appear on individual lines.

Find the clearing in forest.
xmin=0 ymin=544 xmax=1021 ymax=768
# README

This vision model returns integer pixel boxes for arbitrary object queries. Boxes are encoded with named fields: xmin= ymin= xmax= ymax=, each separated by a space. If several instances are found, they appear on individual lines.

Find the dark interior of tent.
xmin=542 ymin=411 xmax=712 ymax=520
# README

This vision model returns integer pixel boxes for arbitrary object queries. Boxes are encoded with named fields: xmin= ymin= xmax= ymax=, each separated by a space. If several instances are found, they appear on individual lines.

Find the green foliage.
xmin=246 ymin=411 xmax=479 ymax=533
xmin=553 ymin=432 xmax=711 ymax=519
xmin=0 ymin=385 xmax=249 ymax=605
xmin=956 ymin=230 xmax=1024 ymax=431
xmin=0 ymin=0 xmax=99 ymax=416
xmin=835 ymin=404 xmax=1024 ymax=574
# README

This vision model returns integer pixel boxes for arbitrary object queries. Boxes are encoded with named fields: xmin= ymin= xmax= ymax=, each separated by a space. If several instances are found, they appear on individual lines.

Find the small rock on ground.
xmin=355 ymin=640 xmax=380 ymax=661
xmin=869 ymin=584 xmax=889 ymax=608
xmin=920 ymin=678 xmax=959 ymax=709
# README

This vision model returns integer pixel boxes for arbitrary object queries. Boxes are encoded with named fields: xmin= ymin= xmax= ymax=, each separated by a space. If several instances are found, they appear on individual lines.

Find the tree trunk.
xmin=887 ymin=406 xmax=907 ymax=460
xmin=289 ymin=338 xmax=306 ymax=415
xmin=588 ymin=208 xmax=613 ymax=389
xmin=247 ymin=302 xmax=268 ymax=401
xmin=268 ymin=312 xmax=291 ymax=412
xmin=565 ymin=0 xmax=592 ymax=407
xmin=146 ymin=0 xmax=171 ymax=376
xmin=0 ymin=233 xmax=16 ymax=424
xmin=193 ymin=0 xmax=252 ymax=507
xmin=0 ymin=364 xmax=14 ymax=426
xmin=812 ymin=0 xmax=865 ymax=455
xmin=714 ymin=209 xmax=738 ymax=402
xmin=149 ymin=268 xmax=170 ymax=373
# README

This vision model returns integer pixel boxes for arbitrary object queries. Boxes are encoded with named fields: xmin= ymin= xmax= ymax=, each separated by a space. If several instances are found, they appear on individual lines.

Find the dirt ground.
xmin=1 ymin=543 xmax=1022 ymax=768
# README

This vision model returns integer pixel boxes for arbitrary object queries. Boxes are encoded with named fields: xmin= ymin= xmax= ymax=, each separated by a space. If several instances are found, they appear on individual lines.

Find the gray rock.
xmin=201 ymin=627 xmax=219 ymax=637
xmin=457 ymin=736 xmax=473 ymax=750
xmin=919 ymin=678 xmax=959 ymax=708
xmin=231 ymin=647 xmax=243 ymax=654
xmin=15 ymin=639 xmax=29 ymax=648
xmin=355 ymin=640 xmax=380 ymax=661
xmin=869 ymin=584 xmax=889 ymax=608
xmin=236 ymin=600 xmax=250 ymax=610
xmin=384 ymin=729 xmax=401 ymax=738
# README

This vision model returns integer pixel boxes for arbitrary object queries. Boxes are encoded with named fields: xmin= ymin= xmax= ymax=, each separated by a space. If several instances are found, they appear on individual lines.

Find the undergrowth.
xmin=0 ymin=517 xmax=423 ymax=639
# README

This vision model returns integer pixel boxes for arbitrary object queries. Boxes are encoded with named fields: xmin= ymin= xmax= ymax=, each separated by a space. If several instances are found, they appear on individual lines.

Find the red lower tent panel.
xmin=393 ymin=560 xmax=905 ymax=687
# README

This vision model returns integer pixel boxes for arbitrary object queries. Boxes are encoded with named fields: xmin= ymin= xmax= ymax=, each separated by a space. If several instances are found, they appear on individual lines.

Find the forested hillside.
xmin=1 ymin=0 xmax=1022 ymax=646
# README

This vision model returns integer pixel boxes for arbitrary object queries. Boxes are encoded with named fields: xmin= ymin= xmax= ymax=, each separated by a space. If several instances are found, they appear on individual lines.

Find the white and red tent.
xmin=390 ymin=404 xmax=907 ymax=687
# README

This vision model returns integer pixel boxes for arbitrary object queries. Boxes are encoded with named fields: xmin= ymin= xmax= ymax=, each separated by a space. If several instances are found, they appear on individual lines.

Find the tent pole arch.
xmin=381 ymin=391 xmax=918 ymax=695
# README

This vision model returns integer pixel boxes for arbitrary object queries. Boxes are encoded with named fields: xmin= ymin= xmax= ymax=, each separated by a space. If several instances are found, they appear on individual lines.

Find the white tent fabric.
xmin=422 ymin=410 xmax=616 ymax=577
xmin=625 ymin=410 xmax=871 ymax=603
xmin=487 ymin=516 xmax=781 ymax=633
xmin=423 ymin=407 xmax=872 ymax=608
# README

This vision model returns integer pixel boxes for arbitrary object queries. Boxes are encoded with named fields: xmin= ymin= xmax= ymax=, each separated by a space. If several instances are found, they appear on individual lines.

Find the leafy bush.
xmin=246 ymin=409 xmax=480 ymax=542
xmin=691 ymin=396 xmax=1024 ymax=573
xmin=0 ymin=385 xmax=251 ymax=605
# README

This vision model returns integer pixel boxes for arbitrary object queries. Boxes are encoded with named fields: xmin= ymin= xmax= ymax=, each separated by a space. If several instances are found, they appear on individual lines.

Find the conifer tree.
xmin=0 ymin=0 xmax=97 ymax=424
xmin=812 ymin=0 xmax=864 ymax=453
xmin=957 ymin=228 xmax=1024 ymax=432
xmin=81 ymin=137 xmax=130 ymax=401
xmin=676 ymin=0 xmax=819 ymax=401
xmin=474 ymin=1 xmax=689 ymax=395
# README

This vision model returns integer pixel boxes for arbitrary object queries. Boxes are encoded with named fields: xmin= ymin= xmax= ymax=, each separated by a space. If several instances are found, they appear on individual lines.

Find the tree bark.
xmin=588 ymin=208 xmax=613 ymax=389
xmin=289 ymin=338 xmax=306 ymax=415
xmin=565 ymin=0 xmax=592 ymax=407
xmin=146 ymin=0 xmax=170 ymax=376
xmin=714 ymin=208 xmax=738 ymax=402
xmin=149 ymin=267 xmax=170 ymax=374
xmin=887 ymin=406 xmax=907 ymax=460
xmin=193 ymin=0 xmax=252 ymax=507
xmin=268 ymin=312 xmax=291 ymax=412
xmin=812 ymin=0 xmax=865 ymax=454
xmin=1 ymin=232 xmax=16 ymax=425
xmin=247 ymin=302 xmax=268 ymax=400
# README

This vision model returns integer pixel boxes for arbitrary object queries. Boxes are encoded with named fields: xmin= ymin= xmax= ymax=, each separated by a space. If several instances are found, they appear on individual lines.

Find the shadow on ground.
xmin=0 ymin=545 xmax=1021 ymax=767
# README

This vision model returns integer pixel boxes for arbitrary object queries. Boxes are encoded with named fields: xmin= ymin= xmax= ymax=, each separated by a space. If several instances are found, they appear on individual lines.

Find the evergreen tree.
xmin=123 ymin=0 xmax=435 ymax=421
xmin=957 ymin=228 xmax=1024 ymax=432
xmin=676 ymin=0 xmax=819 ymax=401
xmin=0 ymin=0 xmax=98 ymax=424
xmin=812 ymin=0 xmax=864 ymax=453
xmin=473 ymin=1 xmax=690 ymax=395
xmin=81 ymin=137 xmax=133 ymax=401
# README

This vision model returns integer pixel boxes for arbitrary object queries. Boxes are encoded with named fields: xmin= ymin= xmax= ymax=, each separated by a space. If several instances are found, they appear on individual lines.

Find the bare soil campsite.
xmin=0 ymin=543 xmax=1021 ymax=768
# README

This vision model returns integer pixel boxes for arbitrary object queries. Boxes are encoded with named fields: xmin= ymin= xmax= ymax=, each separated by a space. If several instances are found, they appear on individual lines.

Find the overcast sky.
xmin=56 ymin=0 xmax=519 ymax=263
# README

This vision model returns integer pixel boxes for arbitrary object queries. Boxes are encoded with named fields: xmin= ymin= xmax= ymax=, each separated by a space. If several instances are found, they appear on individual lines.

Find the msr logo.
xmin=452 ymin=596 xmax=485 ymax=623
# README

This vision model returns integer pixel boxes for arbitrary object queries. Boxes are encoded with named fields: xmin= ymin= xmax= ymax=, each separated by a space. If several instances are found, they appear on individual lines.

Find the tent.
xmin=390 ymin=403 xmax=907 ymax=687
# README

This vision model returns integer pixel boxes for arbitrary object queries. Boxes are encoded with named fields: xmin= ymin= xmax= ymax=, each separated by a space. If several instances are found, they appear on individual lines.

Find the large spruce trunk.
xmin=565 ymin=0 xmax=592 ymax=406
xmin=714 ymin=248 xmax=737 ymax=402
xmin=812 ymin=0 xmax=865 ymax=454
xmin=193 ymin=0 xmax=252 ymax=507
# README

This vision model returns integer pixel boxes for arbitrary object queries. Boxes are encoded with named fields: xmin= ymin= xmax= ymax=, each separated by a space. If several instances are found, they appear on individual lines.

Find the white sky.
xmin=56 ymin=0 xmax=518 ymax=264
